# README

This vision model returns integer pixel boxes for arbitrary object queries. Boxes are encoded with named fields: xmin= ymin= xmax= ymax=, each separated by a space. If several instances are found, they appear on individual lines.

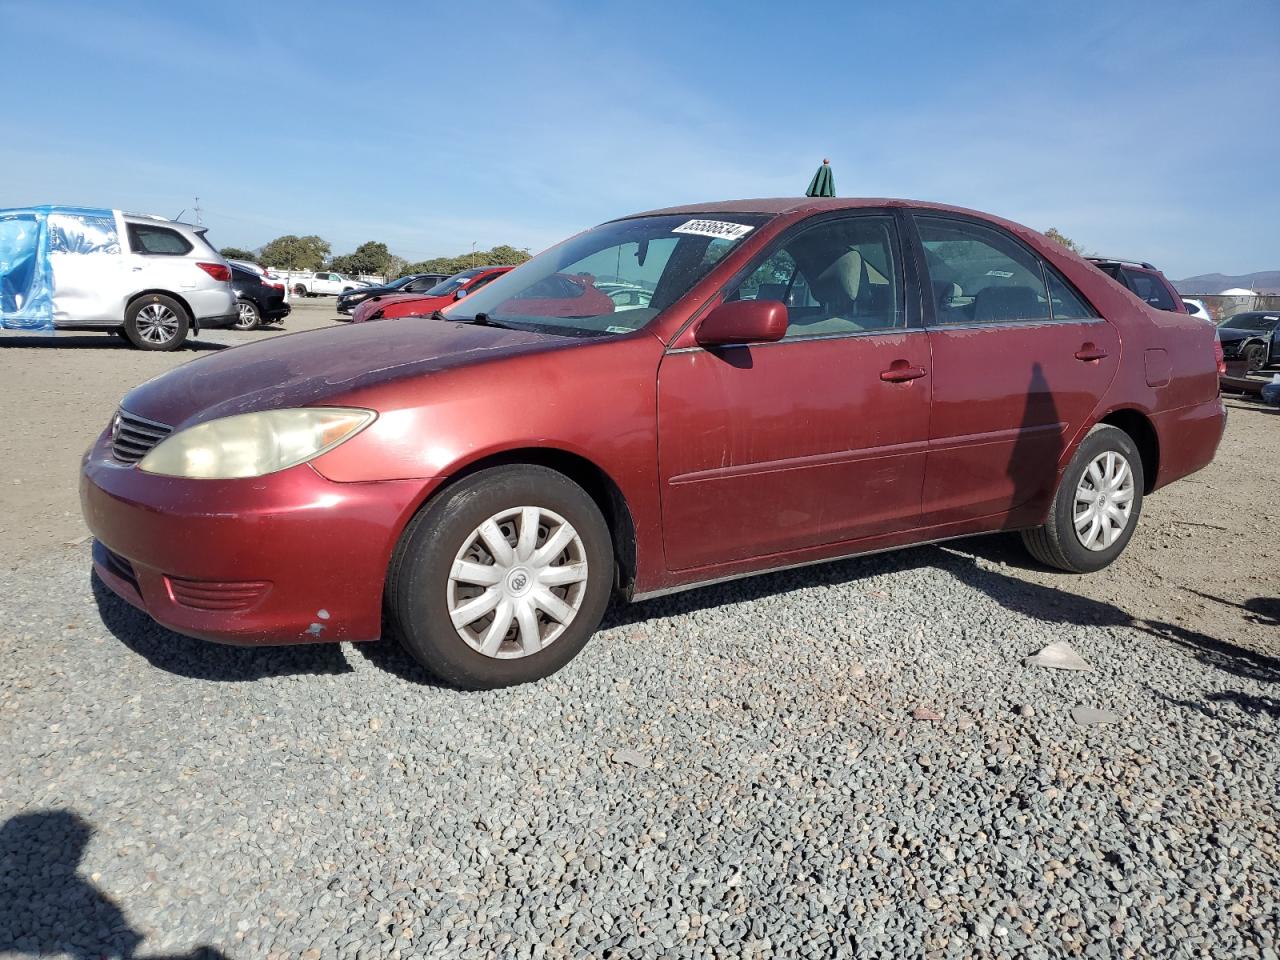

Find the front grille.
xmin=167 ymin=576 xmax=271 ymax=612
xmin=112 ymin=410 xmax=172 ymax=463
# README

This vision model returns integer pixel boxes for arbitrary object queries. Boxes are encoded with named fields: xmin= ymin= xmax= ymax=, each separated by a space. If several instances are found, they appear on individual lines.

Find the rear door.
xmin=912 ymin=214 xmax=1120 ymax=526
xmin=657 ymin=211 xmax=931 ymax=570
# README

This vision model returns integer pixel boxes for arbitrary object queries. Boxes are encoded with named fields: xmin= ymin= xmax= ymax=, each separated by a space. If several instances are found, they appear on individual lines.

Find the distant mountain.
xmin=1174 ymin=271 xmax=1280 ymax=295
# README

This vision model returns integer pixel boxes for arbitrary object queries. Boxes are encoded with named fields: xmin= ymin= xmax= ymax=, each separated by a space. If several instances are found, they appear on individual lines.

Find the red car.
xmin=82 ymin=198 xmax=1225 ymax=689
xmin=351 ymin=267 xmax=512 ymax=323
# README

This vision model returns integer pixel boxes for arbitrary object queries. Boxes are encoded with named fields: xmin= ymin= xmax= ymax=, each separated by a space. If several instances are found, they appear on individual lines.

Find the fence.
xmin=1185 ymin=294 xmax=1280 ymax=321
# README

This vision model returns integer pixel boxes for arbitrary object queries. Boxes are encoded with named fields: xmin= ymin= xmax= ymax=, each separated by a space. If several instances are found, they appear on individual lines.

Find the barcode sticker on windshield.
xmin=986 ymin=270 xmax=1014 ymax=278
xmin=672 ymin=219 xmax=754 ymax=241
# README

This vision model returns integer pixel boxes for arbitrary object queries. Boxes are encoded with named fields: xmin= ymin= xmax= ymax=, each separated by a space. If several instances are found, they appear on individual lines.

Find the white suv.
xmin=0 ymin=206 xmax=236 ymax=350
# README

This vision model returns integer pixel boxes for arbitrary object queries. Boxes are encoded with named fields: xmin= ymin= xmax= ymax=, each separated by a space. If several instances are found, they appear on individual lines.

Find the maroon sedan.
xmin=82 ymin=199 xmax=1225 ymax=688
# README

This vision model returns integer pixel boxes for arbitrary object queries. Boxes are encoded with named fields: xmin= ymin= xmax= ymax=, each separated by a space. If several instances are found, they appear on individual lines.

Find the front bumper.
xmin=81 ymin=431 xmax=429 ymax=646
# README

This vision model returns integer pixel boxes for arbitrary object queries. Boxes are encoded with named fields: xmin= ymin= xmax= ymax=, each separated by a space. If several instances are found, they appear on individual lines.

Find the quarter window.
xmin=728 ymin=215 xmax=904 ymax=337
xmin=916 ymin=216 xmax=1050 ymax=325
xmin=1043 ymin=266 xmax=1098 ymax=320
xmin=128 ymin=224 xmax=192 ymax=256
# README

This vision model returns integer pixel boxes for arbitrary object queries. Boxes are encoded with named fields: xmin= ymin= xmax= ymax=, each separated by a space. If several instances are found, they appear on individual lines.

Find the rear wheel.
xmin=1021 ymin=424 xmax=1144 ymax=573
xmin=387 ymin=465 xmax=613 ymax=689
xmin=293 ymin=284 xmax=308 ymax=297
xmin=123 ymin=294 xmax=189 ymax=351
xmin=233 ymin=299 xmax=261 ymax=331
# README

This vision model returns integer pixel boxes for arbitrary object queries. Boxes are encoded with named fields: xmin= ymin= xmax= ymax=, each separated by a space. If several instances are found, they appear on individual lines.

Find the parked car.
xmin=0 ymin=205 xmax=236 ymax=350
xmin=287 ymin=271 xmax=368 ymax=297
xmin=82 ymin=197 xmax=1224 ymax=689
xmin=230 ymin=264 xmax=291 ymax=330
xmin=351 ymin=267 xmax=514 ymax=322
xmin=1086 ymin=257 xmax=1188 ymax=314
xmin=337 ymin=273 xmax=450 ymax=316
xmin=1215 ymin=311 xmax=1280 ymax=370
xmin=1181 ymin=298 xmax=1212 ymax=322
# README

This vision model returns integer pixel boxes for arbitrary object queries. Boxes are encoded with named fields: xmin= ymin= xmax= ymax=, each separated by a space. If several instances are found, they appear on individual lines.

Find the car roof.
xmin=620 ymin=196 xmax=1004 ymax=219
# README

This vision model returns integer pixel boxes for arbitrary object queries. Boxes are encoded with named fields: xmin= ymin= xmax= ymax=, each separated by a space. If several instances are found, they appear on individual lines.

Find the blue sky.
xmin=2 ymin=0 xmax=1276 ymax=278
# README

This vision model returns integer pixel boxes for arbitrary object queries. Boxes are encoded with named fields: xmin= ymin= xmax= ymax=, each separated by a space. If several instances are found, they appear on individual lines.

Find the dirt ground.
xmin=2 ymin=300 xmax=1276 ymax=657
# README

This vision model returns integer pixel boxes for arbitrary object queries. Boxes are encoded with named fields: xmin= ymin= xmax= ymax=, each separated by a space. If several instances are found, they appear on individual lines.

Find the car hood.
xmin=120 ymin=317 xmax=569 ymax=428
xmin=1215 ymin=327 xmax=1261 ymax=345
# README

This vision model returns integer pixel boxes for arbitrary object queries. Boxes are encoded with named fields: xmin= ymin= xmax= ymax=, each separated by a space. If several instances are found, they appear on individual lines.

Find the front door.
xmin=912 ymin=214 xmax=1121 ymax=526
xmin=657 ymin=213 xmax=931 ymax=572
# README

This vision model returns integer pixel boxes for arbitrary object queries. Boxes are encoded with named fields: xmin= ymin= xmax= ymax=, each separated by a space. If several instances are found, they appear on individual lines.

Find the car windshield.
xmin=424 ymin=269 xmax=487 ymax=297
xmin=447 ymin=213 xmax=770 ymax=336
xmin=1220 ymin=313 xmax=1276 ymax=329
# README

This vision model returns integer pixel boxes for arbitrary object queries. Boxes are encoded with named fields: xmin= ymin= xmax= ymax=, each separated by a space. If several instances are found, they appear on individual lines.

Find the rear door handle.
xmin=880 ymin=361 xmax=928 ymax=383
xmin=1075 ymin=344 xmax=1109 ymax=362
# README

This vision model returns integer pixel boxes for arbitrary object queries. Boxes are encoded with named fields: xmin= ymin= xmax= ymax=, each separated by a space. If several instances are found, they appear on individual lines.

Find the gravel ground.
xmin=1 ymin=304 xmax=1278 ymax=958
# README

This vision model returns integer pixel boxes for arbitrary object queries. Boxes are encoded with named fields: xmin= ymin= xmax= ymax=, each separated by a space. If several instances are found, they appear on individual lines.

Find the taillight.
xmin=1213 ymin=338 xmax=1226 ymax=375
xmin=265 ymin=280 xmax=285 ymax=291
xmin=197 ymin=262 xmax=231 ymax=282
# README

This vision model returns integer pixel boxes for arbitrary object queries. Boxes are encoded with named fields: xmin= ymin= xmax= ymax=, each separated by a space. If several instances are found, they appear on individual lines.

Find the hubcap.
xmin=446 ymin=506 xmax=589 ymax=659
xmin=136 ymin=304 xmax=179 ymax=344
xmin=1073 ymin=451 xmax=1135 ymax=551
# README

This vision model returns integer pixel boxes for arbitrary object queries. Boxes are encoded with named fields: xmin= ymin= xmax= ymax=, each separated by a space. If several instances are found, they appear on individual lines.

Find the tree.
xmin=330 ymin=240 xmax=397 ymax=277
xmin=259 ymin=234 xmax=331 ymax=271
xmin=1043 ymin=228 xmax=1083 ymax=255
xmin=401 ymin=244 xmax=532 ymax=278
xmin=218 ymin=246 xmax=256 ymax=262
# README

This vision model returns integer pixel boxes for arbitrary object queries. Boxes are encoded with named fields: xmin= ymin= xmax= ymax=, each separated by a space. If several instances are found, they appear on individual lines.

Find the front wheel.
xmin=1243 ymin=342 xmax=1267 ymax=371
xmin=387 ymin=465 xmax=614 ymax=689
xmin=1021 ymin=424 xmax=1144 ymax=573
xmin=233 ymin=299 xmax=261 ymax=331
xmin=123 ymin=294 xmax=190 ymax=351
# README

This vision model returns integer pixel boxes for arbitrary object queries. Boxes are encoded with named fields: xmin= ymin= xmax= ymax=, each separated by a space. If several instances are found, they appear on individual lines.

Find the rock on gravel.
xmin=1 ymin=539 xmax=1277 ymax=959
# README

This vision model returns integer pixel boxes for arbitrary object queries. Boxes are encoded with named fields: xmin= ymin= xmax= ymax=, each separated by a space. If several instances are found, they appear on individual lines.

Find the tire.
xmin=1021 ymin=424 xmax=1144 ymax=573
xmin=233 ymin=299 xmax=261 ymax=331
xmin=387 ymin=465 xmax=614 ymax=689
xmin=123 ymin=294 xmax=190 ymax=351
xmin=1243 ymin=342 xmax=1267 ymax=371
xmin=293 ymin=284 xmax=308 ymax=297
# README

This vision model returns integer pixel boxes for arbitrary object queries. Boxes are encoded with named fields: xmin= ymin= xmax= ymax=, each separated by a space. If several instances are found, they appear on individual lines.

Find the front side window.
xmin=128 ymin=224 xmax=192 ymax=256
xmin=917 ymin=216 xmax=1050 ymax=325
xmin=1122 ymin=268 xmax=1177 ymax=311
xmin=446 ymin=213 xmax=769 ymax=336
xmin=728 ymin=215 xmax=904 ymax=337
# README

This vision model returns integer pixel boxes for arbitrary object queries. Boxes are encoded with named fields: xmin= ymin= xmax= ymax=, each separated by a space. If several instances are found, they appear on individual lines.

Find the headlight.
xmin=138 ymin=408 xmax=375 ymax=479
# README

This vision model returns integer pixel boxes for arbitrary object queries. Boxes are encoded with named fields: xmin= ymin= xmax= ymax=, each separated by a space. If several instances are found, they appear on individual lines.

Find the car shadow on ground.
xmin=0 ymin=809 xmax=229 ymax=959
xmin=92 ymin=573 xmax=352 ymax=681
xmin=0 ymin=334 xmax=228 ymax=350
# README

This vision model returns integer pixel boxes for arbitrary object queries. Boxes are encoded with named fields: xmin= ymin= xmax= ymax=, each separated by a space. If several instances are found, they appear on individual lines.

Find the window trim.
xmin=907 ymin=212 xmax=1102 ymax=328
xmin=127 ymin=223 xmax=193 ymax=257
xmin=678 ymin=207 xmax=918 ymax=349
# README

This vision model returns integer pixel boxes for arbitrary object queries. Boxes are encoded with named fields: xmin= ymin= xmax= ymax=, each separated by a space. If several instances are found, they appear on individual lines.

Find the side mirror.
xmin=696 ymin=299 xmax=788 ymax=347
xmin=454 ymin=288 xmax=468 ymax=300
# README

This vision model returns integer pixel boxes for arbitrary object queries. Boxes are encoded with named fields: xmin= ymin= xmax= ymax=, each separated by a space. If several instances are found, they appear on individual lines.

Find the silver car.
xmin=0 ymin=206 xmax=236 ymax=350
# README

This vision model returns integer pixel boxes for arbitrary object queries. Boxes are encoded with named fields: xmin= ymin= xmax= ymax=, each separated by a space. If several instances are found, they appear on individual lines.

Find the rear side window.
xmin=128 ymin=224 xmax=192 ymax=256
xmin=1122 ymin=268 xmax=1177 ymax=311
xmin=916 ymin=216 xmax=1049 ymax=324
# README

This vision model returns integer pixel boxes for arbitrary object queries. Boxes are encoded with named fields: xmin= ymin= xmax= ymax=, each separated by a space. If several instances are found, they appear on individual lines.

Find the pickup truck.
xmin=280 ymin=271 xmax=369 ymax=297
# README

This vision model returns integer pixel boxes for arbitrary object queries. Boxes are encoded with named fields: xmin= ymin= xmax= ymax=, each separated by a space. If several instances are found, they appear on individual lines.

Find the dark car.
xmin=230 ymin=265 xmax=290 ymax=331
xmin=1086 ymin=257 xmax=1187 ymax=314
xmin=82 ymin=198 xmax=1227 ymax=690
xmin=1215 ymin=312 xmax=1280 ymax=370
xmin=336 ymin=274 xmax=450 ymax=317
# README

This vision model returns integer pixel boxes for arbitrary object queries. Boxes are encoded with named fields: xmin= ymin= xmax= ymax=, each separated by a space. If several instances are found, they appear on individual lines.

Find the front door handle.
xmin=1075 ymin=343 xmax=1109 ymax=362
xmin=880 ymin=360 xmax=928 ymax=383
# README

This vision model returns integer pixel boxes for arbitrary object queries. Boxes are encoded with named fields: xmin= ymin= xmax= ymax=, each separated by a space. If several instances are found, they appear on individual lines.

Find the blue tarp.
xmin=0 ymin=205 xmax=119 ymax=331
